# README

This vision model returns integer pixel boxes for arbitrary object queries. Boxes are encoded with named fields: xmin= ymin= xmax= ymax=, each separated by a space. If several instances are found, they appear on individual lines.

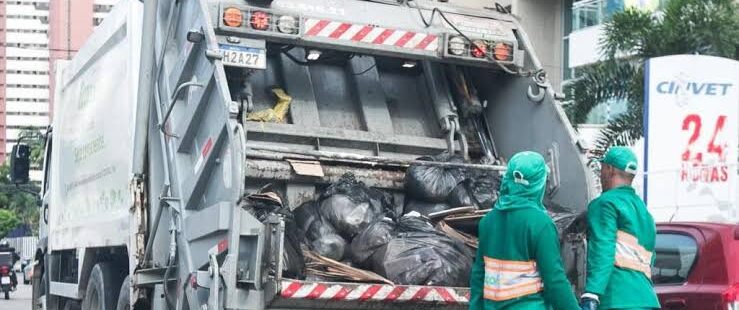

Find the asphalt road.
xmin=0 ymin=284 xmax=32 ymax=310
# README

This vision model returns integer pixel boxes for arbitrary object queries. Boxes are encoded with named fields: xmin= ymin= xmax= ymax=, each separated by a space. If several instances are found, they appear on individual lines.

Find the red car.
xmin=654 ymin=222 xmax=739 ymax=310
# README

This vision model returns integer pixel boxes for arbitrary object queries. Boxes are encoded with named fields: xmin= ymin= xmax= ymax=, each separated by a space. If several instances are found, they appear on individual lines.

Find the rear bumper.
xmin=271 ymin=280 xmax=470 ymax=309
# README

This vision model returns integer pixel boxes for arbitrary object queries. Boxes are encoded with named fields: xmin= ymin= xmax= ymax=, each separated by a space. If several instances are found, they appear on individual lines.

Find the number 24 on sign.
xmin=681 ymin=113 xmax=730 ymax=183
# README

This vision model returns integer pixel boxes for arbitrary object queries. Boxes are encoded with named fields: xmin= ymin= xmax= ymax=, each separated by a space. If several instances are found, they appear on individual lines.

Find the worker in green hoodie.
xmin=579 ymin=147 xmax=660 ymax=310
xmin=470 ymin=151 xmax=579 ymax=310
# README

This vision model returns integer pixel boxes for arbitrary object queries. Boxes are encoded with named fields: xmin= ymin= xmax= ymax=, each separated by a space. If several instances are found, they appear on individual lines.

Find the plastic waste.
xmin=349 ymin=218 xmax=396 ymax=267
xmin=295 ymin=201 xmax=348 ymax=260
xmin=405 ymin=154 xmax=465 ymax=202
xmin=319 ymin=174 xmax=389 ymax=238
xmin=370 ymin=214 xmax=474 ymax=286
xmin=246 ymin=87 xmax=292 ymax=123
xmin=403 ymin=200 xmax=451 ymax=217
xmin=447 ymin=184 xmax=475 ymax=208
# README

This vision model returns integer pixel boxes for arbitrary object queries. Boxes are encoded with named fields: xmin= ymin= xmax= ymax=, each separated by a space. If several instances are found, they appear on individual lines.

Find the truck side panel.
xmin=49 ymin=1 xmax=141 ymax=252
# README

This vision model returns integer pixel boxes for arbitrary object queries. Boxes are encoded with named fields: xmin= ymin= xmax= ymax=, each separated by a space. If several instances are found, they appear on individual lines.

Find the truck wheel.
xmin=81 ymin=263 xmax=124 ymax=310
xmin=115 ymin=276 xmax=130 ymax=310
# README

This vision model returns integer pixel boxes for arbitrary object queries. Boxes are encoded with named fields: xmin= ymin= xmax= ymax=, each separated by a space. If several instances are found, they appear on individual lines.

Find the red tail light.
xmin=724 ymin=284 xmax=739 ymax=310
xmin=0 ymin=266 xmax=9 ymax=275
xmin=250 ymin=11 xmax=271 ymax=31
xmin=724 ymin=284 xmax=739 ymax=301
xmin=471 ymin=40 xmax=487 ymax=58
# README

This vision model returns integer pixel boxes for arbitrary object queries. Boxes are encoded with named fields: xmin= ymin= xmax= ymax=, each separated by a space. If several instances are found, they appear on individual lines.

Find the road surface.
xmin=0 ymin=284 xmax=32 ymax=310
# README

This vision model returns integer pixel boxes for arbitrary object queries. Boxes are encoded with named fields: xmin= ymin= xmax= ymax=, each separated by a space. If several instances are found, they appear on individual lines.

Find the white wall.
xmin=512 ymin=0 xmax=565 ymax=91
xmin=568 ymin=25 xmax=605 ymax=68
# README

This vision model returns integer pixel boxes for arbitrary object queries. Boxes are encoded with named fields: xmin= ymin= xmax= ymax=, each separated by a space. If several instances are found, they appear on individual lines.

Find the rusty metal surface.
xmin=244 ymin=159 xmax=406 ymax=190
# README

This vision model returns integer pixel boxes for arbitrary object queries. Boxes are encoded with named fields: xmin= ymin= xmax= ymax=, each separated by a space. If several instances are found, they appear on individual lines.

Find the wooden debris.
xmin=428 ymin=206 xmax=476 ymax=220
xmin=436 ymin=220 xmax=479 ymax=249
xmin=303 ymin=249 xmax=393 ymax=285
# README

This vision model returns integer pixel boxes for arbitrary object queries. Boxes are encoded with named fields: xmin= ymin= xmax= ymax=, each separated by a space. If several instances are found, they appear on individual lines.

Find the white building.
xmin=2 ymin=0 xmax=51 ymax=181
xmin=1 ymin=0 xmax=115 ymax=181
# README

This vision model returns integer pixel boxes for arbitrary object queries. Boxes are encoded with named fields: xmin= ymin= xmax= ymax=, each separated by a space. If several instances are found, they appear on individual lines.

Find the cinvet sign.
xmin=644 ymin=55 xmax=739 ymax=223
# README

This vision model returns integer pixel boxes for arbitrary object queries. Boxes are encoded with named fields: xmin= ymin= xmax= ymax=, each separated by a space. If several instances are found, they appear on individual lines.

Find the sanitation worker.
xmin=580 ymin=147 xmax=660 ymax=310
xmin=470 ymin=151 xmax=579 ymax=310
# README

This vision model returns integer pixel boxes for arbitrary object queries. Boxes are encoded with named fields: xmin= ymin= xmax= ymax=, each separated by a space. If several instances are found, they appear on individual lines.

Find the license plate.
xmin=219 ymin=44 xmax=267 ymax=69
xmin=1 ymin=277 xmax=10 ymax=284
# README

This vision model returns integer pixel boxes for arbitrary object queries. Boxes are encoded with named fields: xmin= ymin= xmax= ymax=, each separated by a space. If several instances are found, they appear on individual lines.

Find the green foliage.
xmin=17 ymin=128 xmax=46 ymax=168
xmin=565 ymin=0 xmax=739 ymax=155
xmin=0 ymin=127 xmax=44 ymax=236
xmin=0 ymin=209 xmax=21 ymax=238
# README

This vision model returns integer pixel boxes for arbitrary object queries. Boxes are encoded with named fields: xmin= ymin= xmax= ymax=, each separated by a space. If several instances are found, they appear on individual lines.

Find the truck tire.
xmin=115 ymin=276 xmax=129 ymax=310
xmin=81 ymin=263 xmax=124 ymax=310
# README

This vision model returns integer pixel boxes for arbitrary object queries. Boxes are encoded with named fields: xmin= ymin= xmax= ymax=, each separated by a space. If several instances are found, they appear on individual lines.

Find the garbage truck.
xmin=11 ymin=0 xmax=596 ymax=309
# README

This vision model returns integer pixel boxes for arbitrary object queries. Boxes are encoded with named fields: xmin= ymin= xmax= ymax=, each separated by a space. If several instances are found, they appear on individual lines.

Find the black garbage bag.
xmin=396 ymin=212 xmax=438 ymax=233
xmin=310 ymin=231 xmax=347 ymax=261
xmin=405 ymin=154 xmax=465 ymax=202
xmin=403 ymin=200 xmax=451 ymax=217
xmin=447 ymin=183 xmax=476 ymax=208
xmin=372 ymin=215 xmax=474 ymax=286
xmin=465 ymin=171 xmax=500 ymax=209
xmin=350 ymin=218 xmax=396 ymax=267
xmin=294 ymin=201 xmax=348 ymax=260
xmin=319 ymin=174 xmax=390 ymax=238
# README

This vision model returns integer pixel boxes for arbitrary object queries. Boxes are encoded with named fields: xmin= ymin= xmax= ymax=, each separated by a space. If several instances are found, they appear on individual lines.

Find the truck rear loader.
xmin=11 ymin=0 xmax=595 ymax=309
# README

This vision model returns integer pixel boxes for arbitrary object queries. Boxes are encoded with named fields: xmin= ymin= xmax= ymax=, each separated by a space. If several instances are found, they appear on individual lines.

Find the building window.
xmin=6 ymin=84 xmax=49 ymax=89
xmin=1 ymin=42 xmax=49 ymax=49
xmin=6 ymin=56 xmax=50 ymax=62
xmin=7 ymin=111 xmax=50 ymax=117
xmin=6 ymin=98 xmax=49 ymax=103
xmin=4 ymin=14 xmax=47 ymax=20
xmin=5 ymin=70 xmax=49 ymax=75
xmin=6 ymin=29 xmax=48 ymax=34
xmin=93 ymin=4 xmax=114 ymax=13
xmin=572 ymin=0 xmax=608 ymax=31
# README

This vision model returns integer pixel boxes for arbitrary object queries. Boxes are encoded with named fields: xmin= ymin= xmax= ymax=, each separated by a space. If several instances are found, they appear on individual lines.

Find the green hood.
xmin=494 ymin=151 xmax=549 ymax=211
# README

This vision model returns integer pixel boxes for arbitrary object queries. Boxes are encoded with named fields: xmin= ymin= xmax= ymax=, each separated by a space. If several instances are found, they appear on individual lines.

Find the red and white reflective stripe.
xmin=303 ymin=18 xmax=439 ymax=52
xmin=280 ymin=280 xmax=469 ymax=303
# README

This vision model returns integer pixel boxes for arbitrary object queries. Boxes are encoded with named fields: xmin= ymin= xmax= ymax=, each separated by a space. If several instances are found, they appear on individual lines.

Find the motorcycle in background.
xmin=0 ymin=252 xmax=13 ymax=300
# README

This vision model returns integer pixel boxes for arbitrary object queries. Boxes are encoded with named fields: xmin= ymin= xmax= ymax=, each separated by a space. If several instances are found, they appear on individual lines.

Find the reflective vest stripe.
xmin=484 ymin=282 xmax=543 ymax=301
xmin=483 ymin=257 xmax=543 ymax=301
xmin=614 ymin=230 xmax=652 ymax=277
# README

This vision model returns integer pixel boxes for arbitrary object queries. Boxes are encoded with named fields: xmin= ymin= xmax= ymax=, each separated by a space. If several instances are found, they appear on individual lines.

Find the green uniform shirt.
xmin=585 ymin=186 xmax=660 ymax=309
xmin=470 ymin=203 xmax=580 ymax=310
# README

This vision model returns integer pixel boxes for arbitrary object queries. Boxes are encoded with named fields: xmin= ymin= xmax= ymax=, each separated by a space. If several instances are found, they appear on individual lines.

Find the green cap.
xmin=600 ymin=146 xmax=638 ymax=174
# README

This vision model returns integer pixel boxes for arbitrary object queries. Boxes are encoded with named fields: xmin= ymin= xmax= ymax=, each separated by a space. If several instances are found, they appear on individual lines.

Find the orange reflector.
xmin=471 ymin=40 xmax=487 ymax=58
xmin=223 ymin=8 xmax=243 ymax=27
xmin=494 ymin=43 xmax=513 ymax=61
xmin=250 ymin=11 xmax=271 ymax=31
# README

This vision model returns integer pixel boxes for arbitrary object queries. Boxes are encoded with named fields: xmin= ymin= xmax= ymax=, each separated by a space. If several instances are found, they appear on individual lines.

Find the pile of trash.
xmin=242 ymin=154 xmax=582 ymax=287
xmin=290 ymin=173 xmax=474 ymax=286
xmin=404 ymin=153 xmax=500 ymax=217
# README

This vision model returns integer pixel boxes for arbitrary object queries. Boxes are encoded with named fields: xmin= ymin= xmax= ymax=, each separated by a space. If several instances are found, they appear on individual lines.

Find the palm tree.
xmin=565 ymin=0 xmax=739 ymax=158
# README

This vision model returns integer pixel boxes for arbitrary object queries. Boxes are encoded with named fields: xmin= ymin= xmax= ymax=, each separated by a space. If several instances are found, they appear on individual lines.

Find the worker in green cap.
xmin=470 ymin=151 xmax=579 ymax=310
xmin=580 ymin=146 xmax=660 ymax=310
